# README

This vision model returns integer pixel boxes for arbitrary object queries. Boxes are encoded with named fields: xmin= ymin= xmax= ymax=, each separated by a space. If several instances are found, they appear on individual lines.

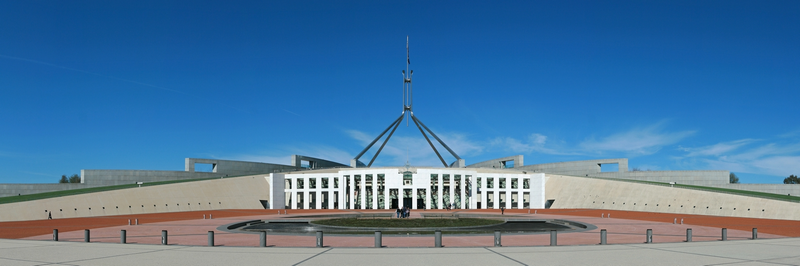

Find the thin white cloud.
xmin=580 ymin=124 xmax=694 ymax=156
xmin=489 ymin=133 xmax=576 ymax=155
xmin=679 ymin=139 xmax=758 ymax=157
xmin=681 ymin=134 xmax=800 ymax=176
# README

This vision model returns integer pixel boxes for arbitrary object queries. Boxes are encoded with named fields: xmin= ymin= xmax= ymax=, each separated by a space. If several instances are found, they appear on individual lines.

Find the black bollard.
xmin=161 ymin=230 xmax=168 ymax=245
xmin=53 ymin=229 xmax=58 ymax=241
xmin=435 ymin=230 xmax=442 ymax=247
xmin=494 ymin=230 xmax=502 ymax=247
xmin=600 ymin=229 xmax=607 ymax=245
xmin=260 ymin=231 xmax=267 ymax=247
xmin=84 ymin=229 xmax=90 ymax=242
xmin=375 ymin=231 xmax=382 ymax=248
xmin=208 ymin=231 xmax=214 ymax=246
xmin=316 ymin=231 xmax=323 ymax=247
xmin=752 ymin=228 xmax=758 ymax=239
xmin=722 ymin=228 xmax=727 ymax=241
xmin=686 ymin=228 xmax=692 ymax=242
xmin=550 ymin=230 xmax=557 ymax=246
xmin=121 ymin=230 xmax=126 ymax=244
xmin=646 ymin=229 xmax=653 ymax=243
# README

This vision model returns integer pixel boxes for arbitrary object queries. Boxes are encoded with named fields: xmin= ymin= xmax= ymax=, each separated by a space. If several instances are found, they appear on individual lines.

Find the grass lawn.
xmin=312 ymin=218 xmax=504 ymax=228
xmin=0 ymin=178 xmax=218 ymax=205
xmin=591 ymin=177 xmax=800 ymax=203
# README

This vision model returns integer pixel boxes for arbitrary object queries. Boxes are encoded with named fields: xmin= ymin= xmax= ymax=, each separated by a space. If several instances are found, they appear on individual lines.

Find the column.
xmin=480 ymin=177 xmax=486 ymax=209
xmin=505 ymin=187 xmax=511 ymax=209
xmin=291 ymin=179 xmax=298 ymax=210
xmin=426 ymin=180 xmax=431 ymax=210
xmin=349 ymin=175 xmax=355 ymax=209
xmin=437 ymin=174 xmax=444 ymax=209
xmin=492 ymin=177 xmax=500 ymax=209
xmin=316 ymin=190 xmax=322 ymax=209
xmin=372 ymin=177 xmax=378 ymax=209
xmin=412 ymin=189 xmax=418 ymax=209
xmin=359 ymin=175 xmax=366 ymax=210
xmin=460 ymin=177 xmax=466 ymax=209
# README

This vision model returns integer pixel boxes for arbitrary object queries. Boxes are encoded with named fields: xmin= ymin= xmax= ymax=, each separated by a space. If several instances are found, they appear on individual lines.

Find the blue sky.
xmin=1 ymin=1 xmax=798 ymax=184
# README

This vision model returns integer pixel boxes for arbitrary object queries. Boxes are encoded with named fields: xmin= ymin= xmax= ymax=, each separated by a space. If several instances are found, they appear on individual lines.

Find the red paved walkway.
xmin=4 ymin=209 xmax=796 ymax=247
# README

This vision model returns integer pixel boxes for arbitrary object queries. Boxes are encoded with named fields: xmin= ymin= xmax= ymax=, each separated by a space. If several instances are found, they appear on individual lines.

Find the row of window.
xmin=285 ymin=174 xmax=532 ymax=189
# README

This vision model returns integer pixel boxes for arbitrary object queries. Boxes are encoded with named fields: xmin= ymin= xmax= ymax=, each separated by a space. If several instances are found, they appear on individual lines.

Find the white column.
xmin=480 ymin=177 xmax=486 ymax=209
xmin=492 ymin=177 xmax=500 ymax=209
xmin=349 ymin=176 xmax=355 ymax=209
xmin=359 ymin=175 xmax=365 ymax=210
xmin=372 ymin=177 xmax=378 ymax=209
xmin=437 ymin=174 xmax=443 ymax=209
xmin=291 ymin=186 xmax=297 ymax=209
xmin=460 ymin=176 xmax=466 ymax=209
xmin=425 ymin=180 xmax=431 ymax=210
xmin=411 ymin=188 xmax=417 ymax=209
xmin=316 ymin=189 xmax=322 ymax=209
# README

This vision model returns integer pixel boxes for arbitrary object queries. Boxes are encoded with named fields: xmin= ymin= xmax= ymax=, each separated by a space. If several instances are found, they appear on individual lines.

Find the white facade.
xmin=269 ymin=168 xmax=545 ymax=210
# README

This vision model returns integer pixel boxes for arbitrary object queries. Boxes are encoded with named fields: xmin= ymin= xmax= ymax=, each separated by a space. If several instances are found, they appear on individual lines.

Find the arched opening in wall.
xmin=194 ymin=163 xmax=216 ymax=172
xmin=599 ymin=163 xmax=619 ymax=172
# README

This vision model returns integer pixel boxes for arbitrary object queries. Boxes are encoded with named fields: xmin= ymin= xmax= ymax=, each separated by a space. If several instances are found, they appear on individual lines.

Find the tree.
xmin=729 ymin=173 xmax=740 ymax=184
xmin=59 ymin=175 xmax=68 ymax=183
xmin=784 ymin=175 xmax=800 ymax=184
xmin=68 ymin=174 xmax=81 ymax=183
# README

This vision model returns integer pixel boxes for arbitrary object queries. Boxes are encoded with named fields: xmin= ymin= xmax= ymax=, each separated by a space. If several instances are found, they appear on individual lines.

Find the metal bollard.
xmin=375 ymin=231 xmax=382 ymax=248
xmin=203 ymin=214 xmax=206 ymax=219
xmin=601 ymin=213 xmax=604 ymax=218
xmin=752 ymin=228 xmax=758 ymax=239
xmin=435 ymin=230 xmax=442 ymax=247
xmin=161 ymin=230 xmax=168 ymax=245
xmin=722 ymin=228 xmax=727 ymax=241
xmin=600 ymin=229 xmax=607 ymax=245
xmin=608 ymin=213 xmax=611 ymax=218
xmin=534 ymin=210 xmax=537 ymax=214
xmin=260 ymin=231 xmax=267 ymax=247
xmin=686 ymin=229 xmax=692 ymax=242
xmin=316 ymin=231 xmax=323 ymax=247
xmin=673 ymin=218 xmax=676 ymax=224
xmin=550 ymin=230 xmax=557 ymax=246
xmin=121 ymin=230 xmax=126 ymax=244
xmin=53 ymin=229 xmax=58 ymax=241
xmin=208 ymin=231 xmax=214 ymax=246
xmin=681 ymin=218 xmax=684 ymax=224
xmin=494 ymin=230 xmax=502 ymax=247
xmin=128 ymin=219 xmax=131 ymax=225
xmin=84 ymin=229 xmax=90 ymax=242
xmin=646 ymin=229 xmax=653 ymax=243
xmin=135 ymin=219 xmax=139 ymax=225
xmin=209 ymin=214 xmax=213 ymax=219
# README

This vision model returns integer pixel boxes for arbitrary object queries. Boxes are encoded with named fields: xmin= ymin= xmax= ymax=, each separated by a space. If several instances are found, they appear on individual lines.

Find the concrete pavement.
xmin=1 ymin=237 xmax=799 ymax=265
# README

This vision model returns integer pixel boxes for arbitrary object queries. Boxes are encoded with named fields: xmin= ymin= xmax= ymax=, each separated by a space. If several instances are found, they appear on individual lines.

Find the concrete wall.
xmin=82 ymin=170 xmax=225 ymax=186
xmin=518 ymin=158 xmax=729 ymax=186
xmin=545 ymin=174 xmax=800 ymax=220
xmin=518 ymin=158 xmax=628 ymax=175
xmin=589 ymin=170 xmax=730 ymax=186
xmin=0 ymin=174 xmax=272 ymax=222
xmin=466 ymin=155 xmax=524 ymax=169
xmin=0 ymin=183 xmax=92 ymax=198
xmin=290 ymin=155 xmax=349 ymax=169
xmin=185 ymin=158 xmax=299 ymax=174
xmin=706 ymin=184 xmax=800 ymax=196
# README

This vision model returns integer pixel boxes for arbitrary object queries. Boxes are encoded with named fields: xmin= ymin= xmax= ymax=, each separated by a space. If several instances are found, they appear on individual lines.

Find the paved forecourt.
xmin=1 ymin=237 xmax=800 ymax=265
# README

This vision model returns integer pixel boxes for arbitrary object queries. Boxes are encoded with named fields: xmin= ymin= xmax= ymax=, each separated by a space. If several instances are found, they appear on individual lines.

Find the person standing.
xmin=47 ymin=211 xmax=52 ymax=220
xmin=501 ymin=206 xmax=505 ymax=215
